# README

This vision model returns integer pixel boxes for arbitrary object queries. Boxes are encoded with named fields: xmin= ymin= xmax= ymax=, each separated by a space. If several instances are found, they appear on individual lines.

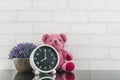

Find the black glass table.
xmin=0 ymin=70 xmax=120 ymax=80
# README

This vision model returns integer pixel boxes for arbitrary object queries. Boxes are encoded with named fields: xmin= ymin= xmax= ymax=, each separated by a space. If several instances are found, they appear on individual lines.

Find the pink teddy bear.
xmin=42 ymin=33 xmax=75 ymax=72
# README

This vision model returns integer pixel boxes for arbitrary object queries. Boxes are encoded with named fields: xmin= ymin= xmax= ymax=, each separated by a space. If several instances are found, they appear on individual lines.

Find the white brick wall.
xmin=0 ymin=23 xmax=32 ymax=34
xmin=0 ymin=35 xmax=15 ymax=46
xmin=0 ymin=0 xmax=32 ymax=10
xmin=33 ymin=23 xmax=70 ymax=33
xmin=108 ymin=23 xmax=120 ymax=33
xmin=17 ymin=11 xmax=52 ymax=22
xmin=68 ymin=0 xmax=105 ymax=10
xmin=53 ymin=11 xmax=87 ymax=23
xmin=33 ymin=0 xmax=67 ymax=10
xmin=72 ymin=46 xmax=108 ymax=60
xmin=0 ymin=12 xmax=16 ymax=22
xmin=110 ymin=48 xmax=120 ymax=59
xmin=106 ymin=0 xmax=120 ymax=10
xmin=1 ymin=0 xmax=120 ymax=70
xmin=89 ymin=11 xmax=120 ymax=22
xmin=71 ymin=24 xmax=107 ymax=33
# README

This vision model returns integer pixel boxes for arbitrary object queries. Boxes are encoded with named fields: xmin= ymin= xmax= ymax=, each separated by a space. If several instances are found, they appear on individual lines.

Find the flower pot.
xmin=13 ymin=58 xmax=33 ymax=72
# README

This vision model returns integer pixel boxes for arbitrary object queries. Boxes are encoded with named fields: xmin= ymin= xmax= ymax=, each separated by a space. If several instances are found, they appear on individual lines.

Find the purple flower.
xmin=9 ymin=42 xmax=37 ymax=59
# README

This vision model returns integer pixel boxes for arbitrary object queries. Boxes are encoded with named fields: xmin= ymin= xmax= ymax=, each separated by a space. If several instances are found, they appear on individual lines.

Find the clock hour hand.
xmin=40 ymin=58 xmax=46 ymax=62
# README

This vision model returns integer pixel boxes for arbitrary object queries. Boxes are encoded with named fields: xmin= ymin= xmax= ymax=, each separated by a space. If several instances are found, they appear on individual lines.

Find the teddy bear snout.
xmin=54 ymin=40 xmax=57 ymax=43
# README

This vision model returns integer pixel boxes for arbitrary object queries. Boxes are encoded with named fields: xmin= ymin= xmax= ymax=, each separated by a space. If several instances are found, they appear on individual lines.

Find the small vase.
xmin=13 ymin=58 xmax=33 ymax=72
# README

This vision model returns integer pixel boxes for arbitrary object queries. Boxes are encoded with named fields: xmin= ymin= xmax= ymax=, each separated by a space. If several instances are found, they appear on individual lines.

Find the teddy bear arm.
xmin=62 ymin=50 xmax=73 ymax=60
xmin=66 ymin=53 xmax=73 ymax=60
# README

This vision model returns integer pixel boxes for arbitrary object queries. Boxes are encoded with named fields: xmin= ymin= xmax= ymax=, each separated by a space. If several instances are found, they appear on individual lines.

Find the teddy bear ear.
xmin=60 ymin=33 xmax=67 ymax=43
xmin=42 ymin=34 xmax=49 ymax=43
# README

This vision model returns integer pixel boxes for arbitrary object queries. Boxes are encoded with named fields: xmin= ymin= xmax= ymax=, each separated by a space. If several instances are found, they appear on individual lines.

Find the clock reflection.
xmin=33 ymin=72 xmax=75 ymax=80
xmin=13 ymin=72 xmax=75 ymax=80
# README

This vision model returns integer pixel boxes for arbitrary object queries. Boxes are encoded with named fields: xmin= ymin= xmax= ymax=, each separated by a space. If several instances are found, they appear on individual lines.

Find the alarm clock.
xmin=30 ymin=44 xmax=59 ymax=74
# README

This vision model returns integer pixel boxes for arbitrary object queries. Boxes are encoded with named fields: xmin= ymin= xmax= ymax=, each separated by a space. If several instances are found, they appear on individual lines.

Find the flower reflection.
xmin=13 ymin=72 xmax=34 ymax=80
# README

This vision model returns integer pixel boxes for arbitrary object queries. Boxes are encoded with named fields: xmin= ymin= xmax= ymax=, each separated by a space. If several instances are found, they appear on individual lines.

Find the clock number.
xmin=51 ymin=53 xmax=54 ymax=56
xmin=49 ymin=66 xmax=52 ymax=69
xmin=36 ymin=53 xmax=39 ymax=56
xmin=44 ymin=67 xmax=47 ymax=70
xmin=36 ymin=62 xmax=40 ymax=64
xmin=39 ymin=66 xmax=42 ymax=69
xmin=39 ymin=48 xmax=41 ymax=52
xmin=53 ymin=58 xmax=56 ymax=60
xmin=48 ymin=49 xmax=51 ymax=52
xmin=51 ymin=61 xmax=54 ymax=64
xmin=34 ymin=58 xmax=37 ymax=60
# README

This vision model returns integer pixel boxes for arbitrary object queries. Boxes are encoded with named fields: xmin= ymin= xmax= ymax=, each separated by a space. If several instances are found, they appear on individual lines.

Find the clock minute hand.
xmin=44 ymin=49 xmax=47 ymax=59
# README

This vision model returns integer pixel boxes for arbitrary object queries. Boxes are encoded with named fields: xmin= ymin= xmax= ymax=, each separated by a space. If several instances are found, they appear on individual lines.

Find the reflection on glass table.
xmin=14 ymin=71 xmax=75 ymax=80
xmin=1 ymin=70 xmax=120 ymax=80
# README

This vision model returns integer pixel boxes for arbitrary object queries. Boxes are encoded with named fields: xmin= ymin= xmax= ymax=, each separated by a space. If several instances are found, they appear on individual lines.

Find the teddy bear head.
xmin=42 ymin=33 xmax=67 ymax=50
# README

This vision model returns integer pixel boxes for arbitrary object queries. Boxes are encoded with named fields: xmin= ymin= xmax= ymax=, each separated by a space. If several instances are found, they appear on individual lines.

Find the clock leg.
xmin=32 ymin=75 xmax=39 ymax=80
xmin=52 ymin=70 xmax=56 ymax=74
xmin=52 ymin=74 xmax=56 ymax=79
xmin=35 ymin=70 xmax=40 ymax=75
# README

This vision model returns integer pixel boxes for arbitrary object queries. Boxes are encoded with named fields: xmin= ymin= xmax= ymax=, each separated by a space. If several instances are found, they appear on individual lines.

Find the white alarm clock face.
xmin=30 ymin=44 xmax=59 ymax=73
